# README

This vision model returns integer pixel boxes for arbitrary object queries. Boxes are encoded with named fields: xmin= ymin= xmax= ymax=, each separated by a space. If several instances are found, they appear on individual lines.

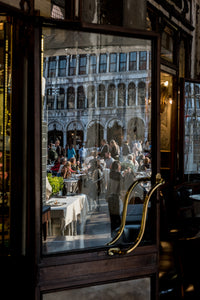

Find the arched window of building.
xmin=47 ymin=88 xmax=54 ymax=109
xmin=97 ymin=84 xmax=105 ymax=107
xmin=138 ymin=81 xmax=146 ymax=105
xmin=117 ymin=83 xmax=126 ymax=106
xmin=128 ymin=82 xmax=136 ymax=106
xmin=58 ymin=56 xmax=66 ymax=77
xmin=57 ymin=88 xmax=65 ymax=109
xmin=67 ymin=87 xmax=75 ymax=109
xmin=77 ymin=86 xmax=85 ymax=109
xmin=87 ymin=85 xmax=95 ymax=108
xmin=48 ymin=57 xmax=56 ymax=77
xmin=108 ymin=84 xmax=116 ymax=107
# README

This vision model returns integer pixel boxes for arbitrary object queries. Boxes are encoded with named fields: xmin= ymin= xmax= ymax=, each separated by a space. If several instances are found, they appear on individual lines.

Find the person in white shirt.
xmin=105 ymin=152 xmax=114 ymax=169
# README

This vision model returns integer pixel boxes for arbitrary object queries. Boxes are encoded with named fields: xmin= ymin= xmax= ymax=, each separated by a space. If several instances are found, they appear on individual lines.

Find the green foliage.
xmin=47 ymin=174 xmax=64 ymax=195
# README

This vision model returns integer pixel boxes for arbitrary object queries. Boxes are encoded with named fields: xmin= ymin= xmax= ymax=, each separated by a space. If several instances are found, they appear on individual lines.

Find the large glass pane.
xmin=184 ymin=81 xmax=200 ymax=174
xmin=0 ymin=20 xmax=12 ymax=254
xmin=42 ymin=28 xmax=152 ymax=254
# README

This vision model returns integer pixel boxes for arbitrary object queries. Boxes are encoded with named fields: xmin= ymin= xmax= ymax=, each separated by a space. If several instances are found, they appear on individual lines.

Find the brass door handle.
xmin=107 ymin=173 xmax=165 ymax=256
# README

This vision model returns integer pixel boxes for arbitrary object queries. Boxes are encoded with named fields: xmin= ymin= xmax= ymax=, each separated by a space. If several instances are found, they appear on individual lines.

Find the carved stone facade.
xmin=43 ymin=45 xmax=151 ymax=147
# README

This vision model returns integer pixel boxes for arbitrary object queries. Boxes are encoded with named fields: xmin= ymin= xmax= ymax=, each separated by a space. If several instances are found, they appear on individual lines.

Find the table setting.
xmin=46 ymin=194 xmax=89 ymax=236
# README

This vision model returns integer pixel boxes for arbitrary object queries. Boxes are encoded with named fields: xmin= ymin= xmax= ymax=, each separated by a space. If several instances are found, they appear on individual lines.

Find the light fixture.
xmin=169 ymin=96 xmax=173 ymax=104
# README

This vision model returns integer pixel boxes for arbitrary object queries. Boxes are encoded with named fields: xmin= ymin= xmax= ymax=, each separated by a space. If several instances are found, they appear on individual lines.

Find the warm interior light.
xmin=169 ymin=98 xmax=173 ymax=104
xmin=164 ymin=81 xmax=169 ymax=87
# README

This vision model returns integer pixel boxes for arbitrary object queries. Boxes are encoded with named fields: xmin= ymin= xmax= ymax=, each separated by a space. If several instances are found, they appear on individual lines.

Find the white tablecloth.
xmin=47 ymin=194 xmax=89 ymax=235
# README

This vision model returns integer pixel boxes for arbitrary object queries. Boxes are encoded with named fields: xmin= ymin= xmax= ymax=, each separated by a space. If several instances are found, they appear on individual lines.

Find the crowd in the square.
xmin=47 ymin=138 xmax=151 ymax=234
xmin=48 ymin=138 xmax=151 ymax=177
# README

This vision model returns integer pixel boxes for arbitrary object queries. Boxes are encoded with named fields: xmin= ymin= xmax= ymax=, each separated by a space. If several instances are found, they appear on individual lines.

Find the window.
xmin=128 ymin=82 xmax=136 ymax=106
xmin=58 ymin=56 xmax=66 ymax=77
xmin=184 ymin=80 xmax=200 ymax=174
xmin=108 ymin=84 xmax=116 ymax=107
xmin=195 ymin=85 xmax=200 ymax=109
xmin=185 ymin=84 xmax=192 ymax=109
xmin=89 ymin=54 xmax=96 ymax=74
xmin=48 ymin=57 xmax=56 ymax=77
xmin=139 ymin=51 xmax=147 ymax=70
xmin=69 ymin=55 xmax=77 ymax=76
xmin=129 ymin=52 xmax=137 ymax=71
xmin=118 ymin=83 xmax=126 ymax=106
xmin=97 ymin=84 xmax=105 ymax=107
xmin=119 ymin=53 xmax=127 ymax=72
xmin=42 ymin=28 xmax=154 ymax=256
xmin=51 ymin=0 xmax=65 ymax=19
xmin=99 ymin=54 xmax=107 ymax=73
xmin=87 ymin=85 xmax=95 ymax=108
xmin=57 ymin=88 xmax=65 ymax=109
xmin=47 ymin=88 xmax=54 ymax=109
xmin=79 ymin=55 xmax=87 ymax=75
xmin=77 ymin=86 xmax=85 ymax=109
xmin=138 ymin=81 xmax=146 ymax=105
xmin=67 ymin=87 xmax=75 ymax=109
xmin=109 ymin=53 xmax=117 ymax=72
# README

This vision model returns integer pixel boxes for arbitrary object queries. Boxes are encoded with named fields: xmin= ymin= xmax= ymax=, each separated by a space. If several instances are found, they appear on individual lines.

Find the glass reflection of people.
xmin=99 ymin=139 xmax=109 ymax=159
xmin=106 ymin=160 xmax=123 ymax=236
xmin=61 ymin=161 xmax=72 ymax=179
xmin=105 ymin=152 xmax=114 ymax=169
xmin=109 ymin=139 xmax=120 ymax=160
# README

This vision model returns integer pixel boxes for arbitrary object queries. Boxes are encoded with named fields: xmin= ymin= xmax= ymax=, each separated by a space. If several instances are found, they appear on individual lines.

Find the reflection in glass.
xmin=42 ymin=29 xmax=152 ymax=254
xmin=184 ymin=81 xmax=200 ymax=174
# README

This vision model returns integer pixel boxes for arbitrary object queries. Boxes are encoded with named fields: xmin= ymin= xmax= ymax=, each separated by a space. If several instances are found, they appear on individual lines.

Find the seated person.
xmin=57 ymin=157 xmax=67 ymax=175
xmin=61 ymin=161 xmax=75 ymax=179
xmin=50 ymin=157 xmax=61 ymax=175
xmin=139 ymin=157 xmax=151 ymax=171
xmin=70 ymin=157 xmax=80 ymax=172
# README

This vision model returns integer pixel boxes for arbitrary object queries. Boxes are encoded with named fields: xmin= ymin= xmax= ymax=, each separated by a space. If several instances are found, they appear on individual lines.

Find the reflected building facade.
xmin=43 ymin=44 xmax=151 ymax=148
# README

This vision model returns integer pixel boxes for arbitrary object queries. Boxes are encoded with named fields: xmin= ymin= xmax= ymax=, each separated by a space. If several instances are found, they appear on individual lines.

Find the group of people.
xmin=47 ymin=138 xmax=151 ymax=234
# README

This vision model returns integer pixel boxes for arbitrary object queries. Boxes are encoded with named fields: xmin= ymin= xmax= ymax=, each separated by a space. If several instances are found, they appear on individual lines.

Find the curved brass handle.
xmin=107 ymin=176 xmax=151 ymax=246
xmin=107 ymin=173 xmax=165 ymax=256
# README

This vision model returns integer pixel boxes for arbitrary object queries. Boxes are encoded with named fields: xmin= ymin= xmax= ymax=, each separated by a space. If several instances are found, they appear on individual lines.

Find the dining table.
xmin=46 ymin=193 xmax=89 ymax=236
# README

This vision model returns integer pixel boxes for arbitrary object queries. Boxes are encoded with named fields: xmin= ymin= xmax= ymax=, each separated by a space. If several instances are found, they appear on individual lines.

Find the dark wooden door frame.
xmin=34 ymin=21 xmax=161 ymax=300
xmin=0 ymin=5 xmax=161 ymax=298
